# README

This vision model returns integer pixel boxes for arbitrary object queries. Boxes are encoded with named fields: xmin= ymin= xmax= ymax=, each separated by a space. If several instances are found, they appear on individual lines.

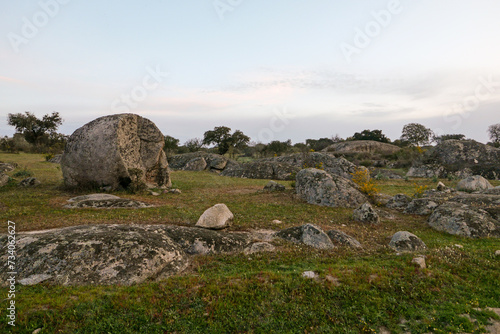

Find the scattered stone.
xmin=0 ymin=163 xmax=16 ymax=172
xmin=48 ymin=154 xmax=62 ymax=163
xmin=389 ymin=231 xmax=427 ymax=252
xmin=272 ymin=220 xmax=282 ymax=225
xmin=436 ymin=181 xmax=447 ymax=191
xmin=454 ymin=244 xmax=464 ymax=249
xmin=495 ymin=250 xmax=500 ymax=256
xmin=196 ymin=203 xmax=234 ymax=230
xmin=150 ymin=191 xmax=160 ymax=196
xmin=411 ymin=256 xmax=426 ymax=269
xmin=0 ymin=173 xmax=10 ymax=187
xmin=61 ymin=114 xmax=171 ymax=190
xmin=428 ymin=202 xmax=499 ymax=238
xmin=263 ymin=180 xmax=285 ymax=192
xmin=324 ymin=275 xmax=341 ymax=286
xmin=168 ymin=188 xmax=182 ymax=194
xmin=276 ymin=223 xmax=334 ymax=250
xmin=32 ymin=329 xmax=42 ymax=334
xmin=19 ymin=177 xmax=40 ymax=187
xmin=326 ymin=230 xmax=362 ymax=249
xmin=295 ymin=168 xmax=367 ymax=208
xmin=353 ymin=202 xmax=380 ymax=224
xmin=243 ymin=242 xmax=275 ymax=255
xmin=302 ymin=271 xmax=318 ymax=279
xmin=386 ymin=194 xmax=411 ymax=210
xmin=404 ymin=198 xmax=440 ymax=215
xmin=456 ymin=175 xmax=494 ymax=192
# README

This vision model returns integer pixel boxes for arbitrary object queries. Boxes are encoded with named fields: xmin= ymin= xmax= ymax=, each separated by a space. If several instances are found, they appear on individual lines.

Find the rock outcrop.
xmin=326 ymin=230 xmax=362 ymax=248
xmin=221 ymin=161 xmax=299 ymax=180
xmin=64 ymin=194 xmax=151 ymax=209
xmin=276 ymin=223 xmax=334 ymax=250
xmin=428 ymin=202 xmax=500 ymax=238
xmin=295 ymin=168 xmax=367 ymax=208
xmin=323 ymin=140 xmax=401 ymax=155
xmin=168 ymin=152 xmax=229 ymax=172
xmin=263 ymin=181 xmax=286 ymax=192
xmin=61 ymin=114 xmax=170 ymax=190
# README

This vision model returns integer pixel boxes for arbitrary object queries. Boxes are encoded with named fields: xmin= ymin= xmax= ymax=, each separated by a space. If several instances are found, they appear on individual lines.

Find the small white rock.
xmin=302 ymin=271 xmax=318 ymax=279
xmin=495 ymin=250 xmax=500 ymax=256
xmin=454 ymin=244 xmax=464 ymax=249
xmin=272 ymin=219 xmax=282 ymax=224
xmin=411 ymin=256 xmax=426 ymax=269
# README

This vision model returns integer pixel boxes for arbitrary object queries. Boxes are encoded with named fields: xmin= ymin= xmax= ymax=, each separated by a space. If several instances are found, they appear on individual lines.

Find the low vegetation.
xmin=0 ymin=152 xmax=499 ymax=333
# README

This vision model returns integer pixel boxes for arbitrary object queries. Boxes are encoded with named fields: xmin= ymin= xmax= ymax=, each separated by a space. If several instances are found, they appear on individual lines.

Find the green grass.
xmin=0 ymin=152 xmax=499 ymax=333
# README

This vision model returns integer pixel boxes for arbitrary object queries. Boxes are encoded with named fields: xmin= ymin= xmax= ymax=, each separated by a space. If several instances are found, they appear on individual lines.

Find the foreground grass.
xmin=0 ymin=152 xmax=499 ymax=333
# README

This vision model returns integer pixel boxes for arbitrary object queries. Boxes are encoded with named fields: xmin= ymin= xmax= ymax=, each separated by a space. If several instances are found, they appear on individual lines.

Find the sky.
xmin=1 ymin=0 xmax=499 ymax=145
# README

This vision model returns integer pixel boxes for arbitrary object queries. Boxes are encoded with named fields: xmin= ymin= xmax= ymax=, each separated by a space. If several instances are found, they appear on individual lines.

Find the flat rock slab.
xmin=0 ymin=224 xmax=189 ymax=286
xmin=65 ymin=198 xmax=152 ymax=209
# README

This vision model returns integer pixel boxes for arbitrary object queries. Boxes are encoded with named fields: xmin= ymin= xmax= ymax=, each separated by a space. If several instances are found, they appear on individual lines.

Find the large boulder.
xmin=326 ymin=230 xmax=362 ymax=249
xmin=428 ymin=202 xmax=500 ymax=238
xmin=183 ymin=157 xmax=207 ymax=171
xmin=295 ymin=168 xmax=367 ymax=208
xmin=263 ymin=181 xmax=285 ymax=192
xmin=456 ymin=175 xmax=494 ymax=192
xmin=61 ymin=114 xmax=170 ymax=190
xmin=0 ymin=173 xmax=9 ymax=187
xmin=196 ymin=203 xmax=234 ymax=230
xmin=386 ymin=194 xmax=412 ymax=210
xmin=406 ymin=165 xmax=445 ymax=178
xmin=0 ymin=225 xmax=189 ymax=286
xmin=322 ymin=140 xmax=401 ymax=155
xmin=276 ymin=223 xmax=334 ymax=250
xmin=404 ymin=198 xmax=440 ymax=215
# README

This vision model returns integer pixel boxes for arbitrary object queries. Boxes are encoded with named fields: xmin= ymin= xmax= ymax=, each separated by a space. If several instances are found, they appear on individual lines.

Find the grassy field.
xmin=0 ymin=152 xmax=499 ymax=333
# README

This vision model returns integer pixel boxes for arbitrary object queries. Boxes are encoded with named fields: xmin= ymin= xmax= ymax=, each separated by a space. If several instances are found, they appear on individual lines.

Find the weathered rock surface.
xmin=0 ymin=173 xmax=9 ymax=187
xmin=326 ymin=230 xmax=362 ymax=248
xmin=48 ymin=154 xmax=62 ymax=163
xmin=372 ymin=169 xmax=404 ymax=180
xmin=404 ymin=198 xmax=440 ymax=215
xmin=386 ymin=194 xmax=411 ymax=210
xmin=67 ymin=194 xmax=122 ymax=202
xmin=428 ymin=202 xmax=500 ymax=238
xmin=389 ymin=231 xmax=427 ymax=252
xmin=410 ymin=140 xmax=500 ymax=179
xmin=0 ymin=225 xmax=189 ymax=286
xmin=196 ymin=203 xmax=234 ymax=230
xmin=159 ymin=225 xmax=250 ymax=254
xmin=19 ymin=177 xmax=40 ymax=187
xmin=221 ymin=161 xmax=298 ymax=180
xmin=296 ymin=168 xmax=367 ymax=208
xmin=456 ymin=175 xmax=494 ymax=192
xmin=243 ymin=242 xmax=276 ymax=255
xmin=264 ymin=181 xmax=285 ymax=192
xmin=322 ymin=140 xmax=401 ymax=155
xmin=61 ymin=114 xmax=170 ymax=190
xmin=353 ymin=202 xmax=380 ymax=224
xmin=406 ymin=165 xmax=444 ymax=178
xmin=168 ymin=152 xmax=229 ymax=172
xmin=183 ymin=157 xmax=207 ymax=171
xmin=276 ymin=223 xmax=334 ymax=250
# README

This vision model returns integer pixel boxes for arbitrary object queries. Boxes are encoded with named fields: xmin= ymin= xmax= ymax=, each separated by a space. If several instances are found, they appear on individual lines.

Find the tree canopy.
xmin=400 ymin=123 xmax=434 ymax=147
xmin=7 ymin=112 xmax=62 ymax=145
xmin=203 ymin=126 xmax=250 ymax=155
xmin=351 ymin=129 xmax=390 ymax=143
xmin=488 ymin=123 xmax=500 ymax=147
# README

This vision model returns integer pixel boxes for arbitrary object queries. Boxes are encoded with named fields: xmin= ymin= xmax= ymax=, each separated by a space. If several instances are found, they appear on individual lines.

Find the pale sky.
xmin=1 ymin=0 xmax=499 ymax=144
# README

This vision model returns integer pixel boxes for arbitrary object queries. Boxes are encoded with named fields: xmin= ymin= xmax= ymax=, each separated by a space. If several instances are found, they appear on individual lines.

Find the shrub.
xmin=350 ymin=167 xmax=378 ymax=200
xmin=13 ymin=168 xmax=33 ymax=178
xmin=44 ymin=153 xmax=55 ymax=161
xmin=413 ymin=184 xmax=428 ymax=198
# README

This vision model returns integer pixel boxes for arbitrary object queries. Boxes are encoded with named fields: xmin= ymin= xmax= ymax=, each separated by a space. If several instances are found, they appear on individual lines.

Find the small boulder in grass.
xmin=196 ymin=203 xmax=234 ymax=230
xmin=264 ymin=180 xmax=285 ymax=192
xmin=411 ymin=256 xmax=426 ymax=269
xmin=352 ymin=202 xmax=380 ymax=224
xmin=389 ymin=231 xmax=427 ymax=252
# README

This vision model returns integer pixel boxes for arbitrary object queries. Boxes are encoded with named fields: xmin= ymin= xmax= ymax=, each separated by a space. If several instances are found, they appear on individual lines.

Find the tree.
xmin=264 ymin=140 xmax=292 ymax=156
xmin=488 ymin=123 xmax=500 ymax=147
xmin=184 ymin=138 xmax=203 ymax=152
xmin=400 ymin=123 xmax=434 ymax=147
xmin=203 ymin=126 xmax=250 ymax=155
xmin=7 ymin=112 xmax=62 ymax=145
xmin=164 ymin=135 xmax=180 ymax=157
xmin=305 ymin=137 xmax=334 ymax=151
xmin=351 ymin=129 xmax=390 ymax=143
